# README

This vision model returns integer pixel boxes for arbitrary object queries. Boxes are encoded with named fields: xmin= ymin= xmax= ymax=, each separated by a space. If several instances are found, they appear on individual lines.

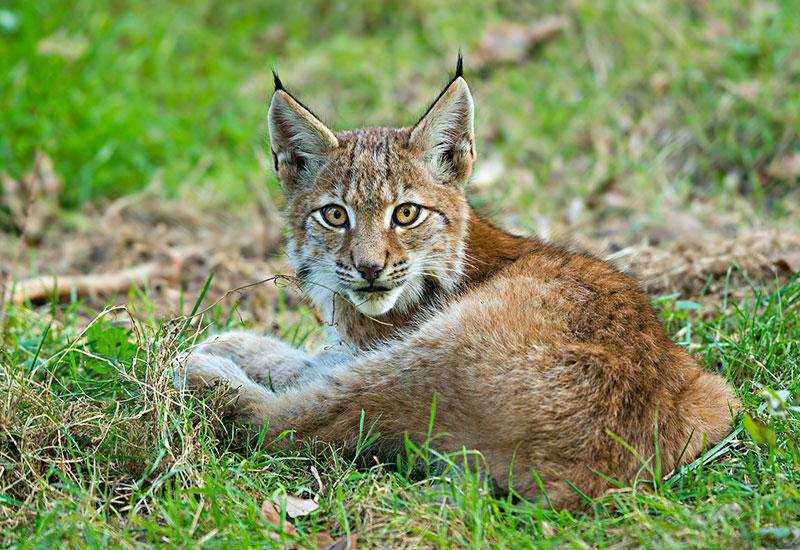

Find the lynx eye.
xmin=392 ymin=203 xmax=421 ymax=226
xmin=320 ymin=204 xmax=349 ymax=228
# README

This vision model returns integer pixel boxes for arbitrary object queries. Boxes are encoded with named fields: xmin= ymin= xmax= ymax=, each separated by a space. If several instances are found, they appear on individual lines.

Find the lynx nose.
xmin=355 ymin=262 xmax=383 ymax=282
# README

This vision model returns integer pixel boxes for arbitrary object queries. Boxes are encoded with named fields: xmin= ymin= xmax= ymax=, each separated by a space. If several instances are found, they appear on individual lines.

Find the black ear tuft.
xmin=269 ymin=70 xmax=324 ymax=120
xmin=272 ymin=69 xmax=284 ymax=91
xmin=414 ymin=54 xmax=468 ymax=127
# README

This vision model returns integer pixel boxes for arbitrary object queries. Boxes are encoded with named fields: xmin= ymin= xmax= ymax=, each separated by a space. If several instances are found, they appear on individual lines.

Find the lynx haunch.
xmin=175 ymin=56 xmax=739 ymax=509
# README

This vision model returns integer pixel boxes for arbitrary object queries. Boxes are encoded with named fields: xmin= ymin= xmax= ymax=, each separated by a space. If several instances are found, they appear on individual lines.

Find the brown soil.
xmin=2 ymin=156 xmax=798 ymax=324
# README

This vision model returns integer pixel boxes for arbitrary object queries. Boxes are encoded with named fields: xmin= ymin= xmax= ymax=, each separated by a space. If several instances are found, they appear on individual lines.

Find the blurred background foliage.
xmin=0 ymin=0 xmax=798 ymax=221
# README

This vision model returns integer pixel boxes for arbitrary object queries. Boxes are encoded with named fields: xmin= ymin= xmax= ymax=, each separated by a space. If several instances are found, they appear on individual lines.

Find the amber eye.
xmin=393 ymin=203 xmax=421 ymax=226
xmin=321 ymin=205 xmax=349 ymax=227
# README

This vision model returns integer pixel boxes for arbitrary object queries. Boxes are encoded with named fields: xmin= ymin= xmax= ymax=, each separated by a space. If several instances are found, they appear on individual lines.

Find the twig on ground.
xmin=4 ymin=254 xmax=187 ymax=305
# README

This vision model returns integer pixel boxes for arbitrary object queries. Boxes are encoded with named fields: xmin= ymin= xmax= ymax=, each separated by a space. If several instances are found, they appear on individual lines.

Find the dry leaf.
xmin=474 ymin=16 xmax=571 ymax=70
xmin=260 ymin=500 xmax=297 ymax=536
xmin=767 ymin=152 xmax=800 ymax=181
xmin=774 ymin=252 xmax=800 ymax=274
xmin=277 ymin=494 xmax=320 ymax=518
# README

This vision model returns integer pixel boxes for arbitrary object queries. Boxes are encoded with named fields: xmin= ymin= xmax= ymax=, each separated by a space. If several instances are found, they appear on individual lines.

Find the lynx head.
xmin=268 ymin=57 xmax=474 ymax=317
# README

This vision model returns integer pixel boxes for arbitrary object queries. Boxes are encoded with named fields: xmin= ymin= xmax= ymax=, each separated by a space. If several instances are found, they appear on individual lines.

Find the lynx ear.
xmin=408 ymin=57 xmax=475 ymax=186
xmin=268 ymin=73 xmax=339 ymax=192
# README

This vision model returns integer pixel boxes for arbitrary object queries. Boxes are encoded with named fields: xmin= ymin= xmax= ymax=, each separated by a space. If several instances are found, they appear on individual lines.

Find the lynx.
xmin=174 ymin=57 xmax=739 ymax=509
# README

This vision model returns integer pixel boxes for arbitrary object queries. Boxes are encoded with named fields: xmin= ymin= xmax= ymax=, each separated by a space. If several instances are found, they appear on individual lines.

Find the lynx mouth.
xmin=347 ymin=284 xmax=405 ymax=316
xmin=354 ymin=285 xmax=392 ymax=294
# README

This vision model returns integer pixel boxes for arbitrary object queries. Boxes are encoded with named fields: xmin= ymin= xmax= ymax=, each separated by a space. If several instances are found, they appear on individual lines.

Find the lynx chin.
xmin=174 ymin=56 xmax=739 ymax=509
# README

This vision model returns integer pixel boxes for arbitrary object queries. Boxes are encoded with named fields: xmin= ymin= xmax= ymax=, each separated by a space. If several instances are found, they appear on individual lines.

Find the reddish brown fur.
xmin=175 ymin=64 xmax=740 ymax=509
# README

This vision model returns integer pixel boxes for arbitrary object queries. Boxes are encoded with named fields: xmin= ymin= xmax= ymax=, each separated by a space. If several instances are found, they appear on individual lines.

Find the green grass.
xmin=2 ymin=0 xmax=800 ymax=546
xmin=1 ymin=276 xmax=798 ymax=547
xmin=2 ymin=1 xmax=798 ymax=218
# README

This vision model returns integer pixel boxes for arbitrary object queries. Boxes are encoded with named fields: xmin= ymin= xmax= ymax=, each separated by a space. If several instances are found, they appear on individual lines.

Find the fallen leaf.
xmin=760 ymin=387 xmax=800 ymax=418
xmin=260 ymin=500 xmax=297 ymax=536
xmin=766 ymin=152 xmax=800 ymax=181
xmin=474 ymin=16 xmax=571 ymax=70
xmin=540 ymin=521 xmax=556 ymax=537
xmin=774 ymin=252 xmax=800 ymax=274
xmin=566 ymin=197 xmax=585 ymax=225
xmin=278 ymin=494 xmax=320 ymax=518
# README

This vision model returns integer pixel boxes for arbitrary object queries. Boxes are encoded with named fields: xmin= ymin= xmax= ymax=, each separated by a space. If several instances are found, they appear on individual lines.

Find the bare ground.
xmin=2 ymin=155 xmax=799 ymax=324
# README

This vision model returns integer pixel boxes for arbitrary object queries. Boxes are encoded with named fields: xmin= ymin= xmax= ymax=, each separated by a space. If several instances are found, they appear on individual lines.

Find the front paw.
xmin=185 ymin=330 xmax=315 ymax=391
xmin=172 ymin=347 xmax=279 ymax=423
xmin=172 ymin=349 xmax=251 ymax=392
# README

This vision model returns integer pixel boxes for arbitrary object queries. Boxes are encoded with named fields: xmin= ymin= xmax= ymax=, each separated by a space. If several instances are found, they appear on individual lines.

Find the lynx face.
xmin=268 ymin=62 xmax=475 ymax=316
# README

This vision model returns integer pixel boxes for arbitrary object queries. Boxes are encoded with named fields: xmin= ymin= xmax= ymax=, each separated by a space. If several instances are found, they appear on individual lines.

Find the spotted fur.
xmin=174 ymin=58 xmax=739 ymax=509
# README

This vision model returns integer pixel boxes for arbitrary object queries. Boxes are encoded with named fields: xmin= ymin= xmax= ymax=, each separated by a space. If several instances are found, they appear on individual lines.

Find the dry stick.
xmin=9 ymin=258 xmax=394 ymax=330
xmin=5 ymin=261 xmax=179 ymax=305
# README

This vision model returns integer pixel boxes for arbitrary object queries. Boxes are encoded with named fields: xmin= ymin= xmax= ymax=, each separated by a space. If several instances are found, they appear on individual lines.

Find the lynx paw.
xmin=177 ymin=330 xmax=318 ymax=391
xmin=172 ymin=349 xmax=252 ymax=392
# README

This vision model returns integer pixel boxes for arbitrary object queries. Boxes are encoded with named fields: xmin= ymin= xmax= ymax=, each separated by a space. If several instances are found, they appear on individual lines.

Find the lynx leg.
xmin=220 ymin=308 xmax=480 ymax=454
xmin=171 ymin=349 xmax=274 ymax=410
xmin=175 ymin=330 xmax=354 ymax=392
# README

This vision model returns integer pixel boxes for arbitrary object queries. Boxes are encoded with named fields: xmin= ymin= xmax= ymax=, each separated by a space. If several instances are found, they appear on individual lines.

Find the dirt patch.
xmin=2 ymin=157 xmax=799 ymax=323
xmin=561 ymin=201 xmax=800 ymax=309
xmin=1 ymin=163 xmax=300 ymax=326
